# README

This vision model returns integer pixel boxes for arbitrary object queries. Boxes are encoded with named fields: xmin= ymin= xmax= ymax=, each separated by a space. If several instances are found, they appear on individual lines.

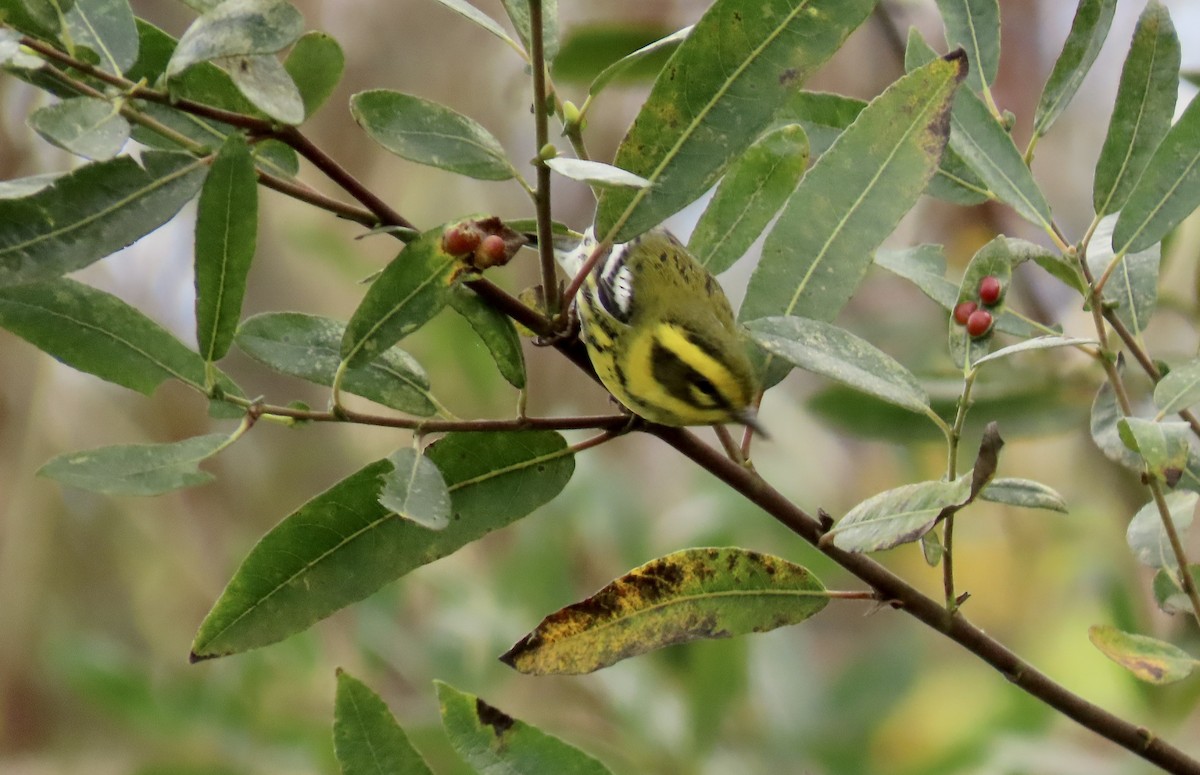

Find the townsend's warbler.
xmin=554 ymin=228 xmax=764 ymax=433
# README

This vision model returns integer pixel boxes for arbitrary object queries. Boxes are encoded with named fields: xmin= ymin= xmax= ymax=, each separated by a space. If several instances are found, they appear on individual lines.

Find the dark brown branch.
xmin=650 ymin=425 xmax=1200 ymax=775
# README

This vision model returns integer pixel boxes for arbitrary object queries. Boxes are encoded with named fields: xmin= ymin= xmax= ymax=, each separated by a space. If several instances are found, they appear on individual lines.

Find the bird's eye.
xmin=693 ymin=376 xmax=718 ymax=397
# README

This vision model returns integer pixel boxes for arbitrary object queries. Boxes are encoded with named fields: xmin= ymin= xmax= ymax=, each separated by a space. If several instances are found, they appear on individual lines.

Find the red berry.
xmin=477 ymin=234 xmax=507 ymax=264
xmin=978 ymin=275 xmax=1002 ymax=306
xmin=966 ymin=309 xmax=994 ymax=338
xmin=443 ymin=226 xmax=481 ymax=255
xmin=953 ymin=300 xmax=978 ymax=326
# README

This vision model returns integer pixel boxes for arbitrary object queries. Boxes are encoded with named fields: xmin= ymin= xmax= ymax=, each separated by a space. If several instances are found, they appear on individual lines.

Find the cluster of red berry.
xmin=442 ymin=218 xmax=523 ymax=270
xmin=952 ymin=275 xmax=1003 ymax=338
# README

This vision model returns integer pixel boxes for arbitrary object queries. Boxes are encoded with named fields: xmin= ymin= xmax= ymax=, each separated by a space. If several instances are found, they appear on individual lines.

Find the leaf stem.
xmin=1146 ymin=480 xmax=1200 ymax=623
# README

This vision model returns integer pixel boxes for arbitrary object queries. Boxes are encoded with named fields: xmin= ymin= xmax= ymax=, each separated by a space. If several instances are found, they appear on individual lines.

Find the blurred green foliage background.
xmin=1 ymin=1 xmax=1199 ymax=773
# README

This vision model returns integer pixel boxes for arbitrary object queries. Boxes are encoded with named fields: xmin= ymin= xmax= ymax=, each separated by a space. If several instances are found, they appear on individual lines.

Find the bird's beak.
xmin=735 ymin=407 xmax=769 ymax=440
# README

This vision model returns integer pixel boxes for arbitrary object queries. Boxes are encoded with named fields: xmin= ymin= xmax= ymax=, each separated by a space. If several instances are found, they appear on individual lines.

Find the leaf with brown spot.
xmin=500 ymin=547 xmax=828 ymax=675
xmin=436 ymin=682 xmax=612 ymax=774
xmin=1088 ymin=625 xmax=1197 ymax=685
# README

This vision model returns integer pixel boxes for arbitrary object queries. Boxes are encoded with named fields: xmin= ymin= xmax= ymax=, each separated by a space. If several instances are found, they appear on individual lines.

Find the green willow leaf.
xmin=0 ymin=152 xmax=207 ymax=287
xmin=378 ymin=448 xmax=451 ymax=530
xmin=979 ymin=477 xmax=1068 ymax=512
xmin=745 ymin=316 xmax=930 ymax=415
xmin=195 ymin=133 xmax=258 ymax=362
xmin=824 ymin=477 xmax=973 ymax=553
xmin=430 ymin=0 xmax=522 ymax=54
xmin=341 ymin=226 xmax=460 ymax=367
xmin=1089 ymin=624 xmax=1197 ymax=685
xmin=545 ymin=157 xmax=649 ymax=189
xmin=1126 ymin=491 xmax=1197 ymax=569
xmin=1086 ymin=213 xmax=1160 ymax=340
xmin=689 ymin=124 xmax=809 ymax=274
xmin=500 ymin=0 xmax=558 ymax=62
xmin=437 ymin=682 xmax=612 ymax=774
xmin=587 ymin=25 xmax=691 ymax=98
xmin=283 ymin=31 xmax=344 ymax=118
xmin=948 ymin=236 xmax=1042 ymax=369
xmin=190 ymin=431 xmax=573 ymax=658
xmin=65 ymin=0 xmax=138 ymax=75
xmin=1033 ymin=0 xmax=1117 ymax=139
xmin=1093 ymin=1 xmax=1179 ymax=218
xmin=167 ymin=0 xmax=304 ymax=77
xmin=225 ymin=53 xmax=304 ymax=125
xmin=906 ymin=30 xmax=1052 ymax=230
xmin=935 ymin=0 xmax=999 ymax=94
xmin=39 ymin=432 xmax=230 ymax=495
xmin=1153 ymin=565 xmax=1200 ymax=615
xmin=501 ymin=548 xmax=827 ymax=675
xmin=236 ymin=312 xmax=437 ymax=416
xmin=350 ymin=90 xmax=513 ymax=180
xmin=0 ymin=278 xmax=208 ymax=392
xmin=334 ymin=671 xmax=434 ymax=775
xmin=740 ymin=53 xmax=965 ymax=330
xmin=1090 ymin=370 xmax=1142 ymax=471
xmin=1118 ymin=418 xmax=1190 ymax=484
xmin=1113 ymin=93 xmax=1200 ymax=255
xmin=448 ymin=286 xmax=525 ymax=389
xmin=595 ymin=0 xmax=875 ymax=242
xmin=971 ymin=336 xmax=1096 ymax=368
xmin=28 ymin=96 xmax=130 ymax=160
xmin=1155 ymin=358 xmax=1200 ymax=416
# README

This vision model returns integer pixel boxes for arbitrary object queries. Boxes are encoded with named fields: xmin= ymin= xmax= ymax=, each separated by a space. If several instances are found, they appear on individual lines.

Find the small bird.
xmin=553 ymin=227 xmax=764 ymax=433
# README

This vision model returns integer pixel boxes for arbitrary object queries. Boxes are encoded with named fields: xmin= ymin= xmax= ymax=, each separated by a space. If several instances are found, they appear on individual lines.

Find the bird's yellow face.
xmin=569 ymin=228 xmax=761 ymax=430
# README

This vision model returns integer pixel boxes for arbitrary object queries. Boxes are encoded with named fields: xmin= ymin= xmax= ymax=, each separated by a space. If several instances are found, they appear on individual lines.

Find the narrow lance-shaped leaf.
xmin=1126 ymin=491 xmax=1198 ymax=569
xmin=0 ymin=278 xmax=210 ymax=393
xmin=350 ymin=90 xmax=514 ymax=180
xmin=1090 ymin=367 xmax=1143 ymax=471
xmin=501 ymin=0 xmax=559 ymax=61
xmin=430 ymin=0 xmax=523 ymax=55
xmin=745 ymin=316 xmax=930 ymax=416
xmin=334 ymin=670 xmax=435 ymax=775
xmin=1093 ymin=1 xmax=1179 ymax=217
xmin=341 ymin=225 xmax=461 ymax=367
xmin=824 ymin=477 xmax=972 ymax=554
xmin=947 ymin=236 xmax=1045 ymax=368
xmin=235 ymin=312 xmax=438 ymax=416
xmin=191 ymin=431 xmax=574 ymax=658
xmin=1086 ymin=213 xmax=1160 ymax=341
xmin=65 ymin=0 xmax=139 ymax=75
xmin=935 ymin=0 xmax=999 ymax=95
xmin=545 ymin=157 xmax=649 ymax=189
xmin=971 ymin=336 xmax=1096 ymax=369
xmin=167 ymin=0 xmax=304 ymax=77
xmin=776 ymin=89 xmax=988 ymax=205
xmin=1118 ymin=418 xmax=1190 ymax=484
xmin=224 ymin=53 xmax=305 ymax=125
xmin=448 ymin=287 xmax=526 ymax=389
xmin=283 ymin=31 xmax=344 ymax=118
xmin=595 ymin=0 xmax=876 ymax=242
xmin=195 ymin=133 xmax=257 ymax=362
xmin=689 ymin=124 xmax=809 ymax=274
xmin=979 ymin=478 xmax=1068 ymax=513
xmin=39 ymin=432 xmax=232 ymax=496
xmin=1113 ymin=92 xmax=1200 ymax=255
xmin=906 ymin=30 xmax=1052 ymax=231
xmin=1155 ymin=358 xmax=1200 ymax=416
xmin=437 ymin=682 xmax=612 ymax=774
xmin=0 ymin=152 xmax=208 ymax=287
xmin=1154 ymin=565 xmax=1200 ymax=616
xmin=740 ymin=53 xmax=965 ymax=335
xmin=1033 ymin=0 xmax=1117 ymax=139
xmin=378 ymin=448 xmax=451 ymax=530
xmin=28 ymin=96 xmax=130 ymax=161
xmin=1089 ymin=625 xmax=1197 ymax=685
xmin=501 ymin=548 xmax=828 ymax=675
xmin=588 ymin=25 xmax=691 ymax=98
